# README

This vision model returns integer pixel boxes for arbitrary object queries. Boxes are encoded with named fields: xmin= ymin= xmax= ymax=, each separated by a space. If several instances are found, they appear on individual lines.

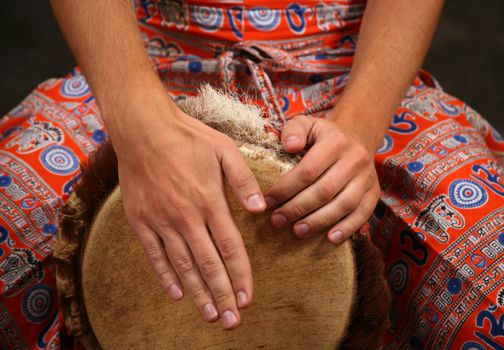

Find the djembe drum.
xmin=54 ymin=86 xmax=390 ymax=349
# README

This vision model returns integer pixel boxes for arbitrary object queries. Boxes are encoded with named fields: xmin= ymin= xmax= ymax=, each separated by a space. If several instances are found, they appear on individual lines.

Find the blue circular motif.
xmin=471 ymin=254 xmax=486 ymax=269
xmin=447 ymin=277 xmax=462 ymax=295
xmin=21 ymin=198 xmax=37 ymax=209
xmin=3 ymin=126 xmax=22 ymax=138
xmin=407 ymin=161 xmax=424 ymax=173
xmin=388 ymin=260 xmax=409 ymax=294
xmin=377 ymin=134 xmax=393 ymax=154
xmin=22 ymin=285 xmax=54 ymax=323
xmin=453 ymin=134 xmax=468 ymax=143
xmin=191 ymin=6 xmax=223 ymax=32
xmin=40 ymin=145 xmax=79 ymax=175
xmin=461 ymin=342 xmax=485 ymax=350
xmin=247 ymin=7 xmax=281 ymax=31
xmin=188 ymin=61 xmax=202 ymax=73
xmin=42 ymin=224 xmax=58 ymax=235
xmin=0 ymin=226 xmax=8 ymax=244
xmin=0 ymin=176 xmax=12 ymax=187
xmin=91 ymin=130 xmax=107 ymax=143
xmin=315 ymin=53 xmax=327 ymax=60
xmin=498 ymin=232 xmax=504 ymax=246
xmin=438 ymin=100 xmax=460 ymax=116
xmin=63 ymin=175 xmax=81 ymax=196
xmin=280 ymin=96 xmax=290 ymax=113
xmin=449 ymin=179 xmax=488 ymax=209
xmin=60 ymin=75 xmax=90 ymax=98
xmin=424 ymin=308 xmax=438 ymax=323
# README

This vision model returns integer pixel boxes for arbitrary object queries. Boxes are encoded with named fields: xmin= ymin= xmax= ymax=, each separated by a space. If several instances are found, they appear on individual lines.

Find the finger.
xmin=135 ymin=226 xmax=184 ymax=300
xmin=219 ymin=145 xmax=266 ymax=213
xmin=183 ymin=224 xmax=241 ymax=330
xmin=160 ymin=227 xmax=220 ymax=324
xmin=270 ymin=160 xmax=354 ymax=229
xmin=280 ymin=115 xmax=315 ymax=153
xmin=327 ymin=186 xmax=380 ymax=245
xmin=265 ymin=141 xmax=334 ymax=210
xmin=207 ymin=196 xmax=253 ymax=310
xmin=292 ymin=174 xmax=371 ymax=239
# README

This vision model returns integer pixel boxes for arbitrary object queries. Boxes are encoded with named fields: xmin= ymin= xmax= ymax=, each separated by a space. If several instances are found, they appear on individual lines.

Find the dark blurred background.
xmin=0 ymin=1 xmax=503 ymax=133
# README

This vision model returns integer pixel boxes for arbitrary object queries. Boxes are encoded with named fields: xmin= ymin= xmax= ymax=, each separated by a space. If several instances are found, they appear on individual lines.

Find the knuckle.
xmin=143 ymin=241 xmax=163 ymax=262
xmin=213 ymin=290 xmax=232 ymax=306
xmin=199 ymin=256 xmax=222 ymax=277
xmin=173 ymin=253 xmax=195 ymax=273
xmin=230 ymin=269 xmax=248 ymax=285
xmin=164 ymin=202 xmax=193 ymax=227
xmin=299 ymin=166 xmax=317 ymax=182
xmin=196 ymin=189 xmax=220 ymax=210
xmin=367 ymin=195 xmax=380 ymax=214
xmin=233 ymin=168 xmax=255 ymax=191
xmin=355 ymin=147 xmax=371 ymax=163
xmin=317 ymin=183 xmax=335 ymax=201
xmin=191 ymin=286 xmax=208 ymax=301
xmin=359 ymin=201 xmax=374 ymax=218
xmin=330 ymin=136 xmax=345 ymax=151
xmin=346 ymin=222 xmax=361 ymax=236
xmin=218 ymin=237 xmax=239 ymax=260
xmin=340 ymin=197 xmax=358 ymax=212
xmin=315 ymin=212 xmax=334 ymax=229
xmin=290 ymin=204 xmax=305 ymax=219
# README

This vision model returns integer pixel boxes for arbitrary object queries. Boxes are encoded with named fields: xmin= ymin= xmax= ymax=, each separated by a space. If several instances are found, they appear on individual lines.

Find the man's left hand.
xmin=264 ymin=115 xmax=381 ymax=244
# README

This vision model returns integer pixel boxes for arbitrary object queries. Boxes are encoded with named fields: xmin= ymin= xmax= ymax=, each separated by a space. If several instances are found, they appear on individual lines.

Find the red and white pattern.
xmin=1 ymin=1 xmax=503 ymax=349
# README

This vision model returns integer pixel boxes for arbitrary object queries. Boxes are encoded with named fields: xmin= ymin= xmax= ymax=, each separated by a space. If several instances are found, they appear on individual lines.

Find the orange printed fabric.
xmin=1 ymin=1 xmax=503 ymax=349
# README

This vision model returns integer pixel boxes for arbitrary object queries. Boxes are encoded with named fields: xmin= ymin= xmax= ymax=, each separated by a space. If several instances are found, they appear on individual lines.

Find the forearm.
xmin=327 ymin=0 xmax=444 ymax=150
xmin=50 ymin=0 xmax=179 ymax=149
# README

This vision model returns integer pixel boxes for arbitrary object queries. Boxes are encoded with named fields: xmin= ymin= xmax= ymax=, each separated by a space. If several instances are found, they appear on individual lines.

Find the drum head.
xmin=81 ymin=143 xmax=357 ymax=349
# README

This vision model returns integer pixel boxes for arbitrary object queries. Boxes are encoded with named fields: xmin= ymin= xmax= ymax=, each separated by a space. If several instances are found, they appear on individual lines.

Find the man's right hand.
xmin=115 ymin=100 xmax=266 ymax=330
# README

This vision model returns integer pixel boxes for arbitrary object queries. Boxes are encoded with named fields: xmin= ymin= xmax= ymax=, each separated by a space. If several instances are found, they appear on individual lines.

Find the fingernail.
xmin=285 ymin=136 xmax=301 ymax=148
xmin=247 ymin=194 xmax=266 ymax=210
xmin=203 ymin=303 xmax=218 ymax=321
xmin=168 ymin=283 xmax=183 ymax=300
xmin=222 ymin=310 xmax=238 ymax=329
xmin=329 ymin=230 xmax=343 ymax=244
xmin=272 ymin=213 xmax=287 ymax=228
xmin=237 ymin=291 xmax=248 ymax=308
xmin=294 ymin=223 xmax=311 ymax=238
xmin=264 ymin=195 xmax=276 ymax=209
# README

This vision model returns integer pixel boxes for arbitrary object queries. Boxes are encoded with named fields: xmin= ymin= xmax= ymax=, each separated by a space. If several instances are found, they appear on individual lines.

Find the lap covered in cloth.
xmin=1 ymin=0 xmax=503 ymax=349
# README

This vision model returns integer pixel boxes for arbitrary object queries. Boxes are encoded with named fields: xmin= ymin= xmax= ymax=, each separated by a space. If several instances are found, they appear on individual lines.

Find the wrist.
xmin=100 ymin=86 xmax=184 ymax=155
xmin=326 ymin=97 xmax=392 ymax=153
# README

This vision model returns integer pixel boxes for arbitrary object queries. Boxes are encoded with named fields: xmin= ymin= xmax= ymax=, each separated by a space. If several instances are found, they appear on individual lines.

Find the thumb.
xmin=281 ymin=115 xmax=315 ymax=153
xmin=220 ymin=147 xmax=267 ymax=213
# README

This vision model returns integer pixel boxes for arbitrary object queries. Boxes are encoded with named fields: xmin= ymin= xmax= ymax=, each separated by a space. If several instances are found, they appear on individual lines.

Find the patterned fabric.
xmin=0 ymin=0 xmax=503 ymax=349
xmin=0 ymin=76 xmax=106 ymax=349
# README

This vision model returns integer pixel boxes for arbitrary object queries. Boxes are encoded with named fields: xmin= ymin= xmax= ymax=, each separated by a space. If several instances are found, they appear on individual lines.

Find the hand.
xmin=264 ymin=115 xmax=380 ymax=244
xmin=112 ymin=101 xmax=266 ymax=330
